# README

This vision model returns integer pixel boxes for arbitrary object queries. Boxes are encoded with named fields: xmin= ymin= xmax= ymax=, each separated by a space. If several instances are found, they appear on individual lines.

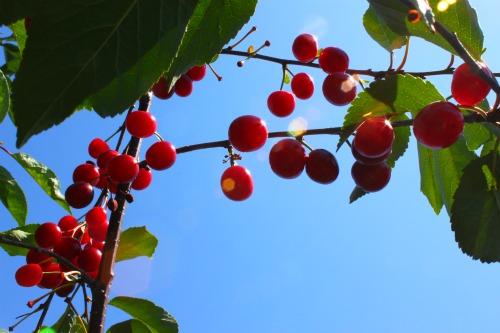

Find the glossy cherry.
xmin=451 ymin=62 xmax=491 ymax=106
xmin=267 ymin=90 xmax=296 ymax=117
xmin=152 ymin=76 xmax=174 ymax=100
xmin=174 ymin=75 xmax=193 ymax=97
xmin=305 ymin=149 xmax=339 ymax=184
xmin=97 ymin=149 xmax=119 ymax=170
xmin=86 ymin=206 xmax=107 ymax=228
xmin=77 ymin=247 xmax=102 ymax=272
xmin=73 ymin=163 xmax=100 ymax=186
xmin=292 ymin=33 xmax=318 ymax=63
xmin=318 ymin=46 xmax=349 ymax=74
xmin=65 ymin=182 xmax=94 ymax=209
xmin=186 ymin=64 xmax=207 ymax=81
xmin=353 ymin=118 xmax=394 ymax=158
xmin=131 ymin=168 xmax=153 ymax=190
xmin=35 ymin=222 xmax=62 ymax=248
xmin=106 ymin=154 xmax=139 ymax=184
xmin=351 ymin=144 xmax=391 ymax=165
xmin=322 ymin=72 xmax=357 ymax=106
xmin=269 ymin=139 xmax=307 ymax=179
xmin=228 ymin=115 xmax=268 ymax=152
xmin=291 ymin=72 xmax=314 ymax=100
xmin=15 ymin=264 xmax=43 ymax=287
xmin=88 ymin=138 xmax=110 ymax=159
xmin=145 ymin=141 xmax=177 ymax=170
xmin=351 ymin=161 xmax=391 ymax=193
xmin=413 ymin=101 xmax=464 ymax=149
xmin=220 ymin=165 xmax=254 ymax=201
xmin=126 ymin=111 xmax=157 ymax=138
xmin=53 ymin=236 xmax=82 ymax=261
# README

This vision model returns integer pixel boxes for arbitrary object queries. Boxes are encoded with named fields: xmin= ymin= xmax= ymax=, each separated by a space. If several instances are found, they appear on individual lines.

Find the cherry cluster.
xmin=151 ymin=64 xmax=207 ymax=99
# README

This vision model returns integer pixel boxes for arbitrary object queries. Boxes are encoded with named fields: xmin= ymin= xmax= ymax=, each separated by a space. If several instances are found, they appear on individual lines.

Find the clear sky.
xmin=2 ymin=1 xmax=500 ymax=332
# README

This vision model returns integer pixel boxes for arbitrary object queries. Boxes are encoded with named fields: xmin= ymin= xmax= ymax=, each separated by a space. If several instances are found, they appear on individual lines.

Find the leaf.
xmin=0 ymin=224 xmax=38 ymax=256
xmin=417 ymin=137 xmax=476 ymax=215
xmin=338 ymin=74 xmax=443 ymax=151
xmin=0 ymin=69 xmax=9 ymax=124
xmin=463 ymin=122 xmax=492 ymax=152
xmin=12 ymin=152 xmax=71 ymax=213
xmin=386 ymin=113 xmax=411 ymax=168
xmin=0 ymin=165 xmax=27 ymax=226
xmin=9 ymin=20 xmax=28 ymax=56
xmin=107 ymin=319 xmax=153 ymax=333
xmin=116 ymin=226 xmax=158 ymax=262
xmin=349 ymin=186 xmax=367 ymax=204
xmin=0 ymin=0 xmax=49 ymax=26
xmin=363 ymin=5 xmax=408 ymax=52
xmin=451 ymin=152 xmax=500 ymax=263
xmin=1 ymin=42 xmax=21 ymax=75
xmin=11 ymin=0 xmax=257 ymax=147
xmin=109 ymin=297 xmax=178 ymax=333
xmin=367 ymin=0 xmax=483 ymax=59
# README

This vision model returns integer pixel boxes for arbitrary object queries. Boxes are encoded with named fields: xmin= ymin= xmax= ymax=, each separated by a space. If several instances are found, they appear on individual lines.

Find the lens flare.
xmin=288 ymin=117 xmax=308 ymax=137
xmin=437 ymin=0 xmax=456 ymax=11
xmin=222 ymin=178 xmax=236 ymax=192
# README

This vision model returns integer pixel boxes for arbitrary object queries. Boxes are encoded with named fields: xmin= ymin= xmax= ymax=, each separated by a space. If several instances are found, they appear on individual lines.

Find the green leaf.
xmin=363 ymin=5 xmax=408 ymax=52
xmin=9 ymin=20 xmax=28 ymax=56
xmin=116 ymin=226 xmax=158 ymax=262
xmin=451 ymin=152 xmax=500 ymax=263
xmin=463 ymin=122 xmax=492 ymax=152
xmin=109 ymin=297 xmax=178 ymax=333
xmin=386 ymin=113 xmax=411 ymax=168
xmin=12 ymin=0 xmax=257 ymax=147
xmin=338 ymin=74 xmax=443 ymax=151
xmin=107 ymin=319 xmax=153 ymax=333
xmin=12 ymin=152 xmax=71 ymax=213
xmin=0 ymin=69 xmax=9 ymax=124
xmin=349 ymin=186 xmax=367 ymax=204
xmin=0 ymin=0 xmax=48 ymax=26
xmin=0 ymin=224 xmax=38 ymax=256
xmin=368 ymin=0 xmax=483 ymax=59
xmin=1 ymin=42 xmax=21 ymax=75
xmin=0 ymin=165 xmax=27 ymax=226
xmin=417 ymin=137 xmax=476 ymax=215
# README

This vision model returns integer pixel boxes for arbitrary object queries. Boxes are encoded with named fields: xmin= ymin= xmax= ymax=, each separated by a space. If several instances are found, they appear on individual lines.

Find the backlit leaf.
xmin=0 ymin=224 xmax=38 ymax=256
xmin=363 ymin=5 xmax=408 ymax=52
xmin=0 ymin=69 xmax=9 ymax=124
xmin=107 ymin=319 xmax=153 ymax=333
xmin=116 ymin=226 xmax=158 ymax=262
xmin=0 ymin=165 xmax=27 ymax=226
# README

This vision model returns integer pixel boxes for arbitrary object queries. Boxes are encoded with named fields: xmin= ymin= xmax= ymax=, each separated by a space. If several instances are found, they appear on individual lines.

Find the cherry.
xmin=35 ymin=222 xmax=62 ymax=248
xmin=106 ymin=154 xmax=139 ymax=184
xmin=88 ymin=220 xmax=109 ymax=242
xmin=77 ymin=247 xmax=102 ymax=272
xmin=15 ymin=264 xmax=43 ymax=287
xmin=86 ymin=239 xmax=105 ymax=251
xmin=126 ymin=111 xmax=157 ymax=138
xmin=97 ymin=149 xmax=119 ymax=170
xmin=413 ymin=101 xmax=464 ymax=149
xmin=291 ymin=72 xmax=314 ymax=100
xmin=73 ymin=162 xmax=100 ymax=186
xmin=86 ymin=206 xmax=107 ymax=228
xmin=267 ymin=91 xmax=296 ymax=117
xmin=94 ymin=168 xmax=107 ymax=189
xmin=65 ymin=182 xmax=94 ymax=209
xmin=56 ymin=282 xmax=76 ymax=297
xmin=145 ymin=141 xmax=177 ymax=170
xmin=54 ymin=236 xmax=81 ymax=261
xmin=228 ymin=115 xmax=268 ymax=152
xmin=24 ymin=17 xmax=32 ymax=30
xmin=220 ymin=165 xmax=254 ymax=201
xmin=351 ymin=144 xmax=391 ymax=165
xmin=88 ymin=138 xmax=110 ymax=159
xmin=351 ymin=161 xmax=391 ymax=192
xmin=451 ymin=62 xmax=491 ymax=106
xmin=186 ymin=64 xmax=207 ymax=81
xmin=269 ymin=139 xmax=307 ymax=179
xmin=318 ymin=46 xmax=349 ymax=74
xmin=58 ymin=215 xmax=79 ymax=236
xmin=152 ymin=76 xmax=174 ymax=100
xmin=131 ymin=167 xmax=153 ymax=190
xmin=38 ymin=263 xmax=64 ymax=289
xmin=26 ymin=249 xmax=54 ymax=269
xmin=292 ymin=33 xmax=318 ymax=63
xmin=174 ymin=74 xmax=193 ymax=97
xmin=322 ymin=72 xmax=357 ymax=106
xmin=353 ymin=118 xmax=394 ymax=158
xmin=305 ymin=149 xmax=339 ymax=184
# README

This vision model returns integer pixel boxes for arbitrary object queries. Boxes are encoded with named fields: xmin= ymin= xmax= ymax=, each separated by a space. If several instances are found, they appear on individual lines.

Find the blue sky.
xmin=2 ymin=1 xmax=500 ymax=332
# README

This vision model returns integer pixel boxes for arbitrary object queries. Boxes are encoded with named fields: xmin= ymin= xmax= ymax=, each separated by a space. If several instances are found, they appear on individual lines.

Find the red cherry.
xmin=318 ymin=46 xmax=349 ymax=74
xmin=305 ymin=149 xmax=339 ymax=184
xmin=131 ymin=168 xmax=153 ymax=190
xmin=15 ymin=264 xmax=43 ymax=287
xmin=38 ymin=263 xmax=64 ymax=289
xmin=73 ymin=163 xmax=100 ymax=186
xmin=220 ymin=165 xmax=254 ymax=201
xmin=77 ymin=247 xmax=102 ymax=272
xmin=97 ymin=149 xmax=119 ymax=170
xmin=58 ymin=215 xmax=79 ymax=235
xmin=26 ymin=249 xmax=54 ymax=269
xmin=53 ymin=236 xmax=81 ymax=261
xmin=228 ymin=115 xmax=268 ymax=152
xmin=65 ymin=182 xmax=94 ymax=209
xmin=126 ymin=111 xmax=157 ymax=138
xmin=35 ymin=222 xmax=62 ymax=248
xmin=351 ymin=144 xmax=391 ymax=165
xmin=267 ymin=91 xmax=296 ymax=117
xmin=413 ymin=101 xmax=464 ymax=149
xmin=152 ymin=76 xmax=174 ymax=100
xmin=94 ymin=168 xmax=107 ymax=189
xmin=291 ymin=72 xmax=314 ymax=100
xmin=269 ymin=139 xmax=307 ymax=179
xmin=322 ymin=72 xmax=357 ymax=106
xmin=106 ymin=154 xmax=139 ymax=184
xmin=353 ymin=118 xmax=394 ymax=158
xmin=86 ymin=207 xmax=107 ymax=228
xmin=88 ymin=138 xmax=110 ymax=159
xmin=145 ymin=141 xmax=177 ymax=170
xmin=186 ymin=64 xmax=207 ymax=81
xmin=88 ymin=220 xmax=109 ymax=242
xmin=451 ymin=62 xmax=492 ymax=106
xmin=174 ymin=75 xmax=193 ymax=97
xmin=292 ymin=33 xmax=318 ymax=63
xmin=351 ymin=161 xmax=391 ymax=193
xmin=56 ymin=282 xmax=76 ymax=297
xmin=24 ymin=17 xmax=32 ymax=30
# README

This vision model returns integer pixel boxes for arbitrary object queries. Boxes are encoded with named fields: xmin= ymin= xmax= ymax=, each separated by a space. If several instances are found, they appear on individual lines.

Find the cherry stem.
xmin=207 ymin=63 xmax=223 ymax=81
xmin=9 ymin=302 xmax=46 ymax=332
xmin=34 ymin=293 xmax=54 ymax=332
xmin=227 ymin=26 xmax=257 ymax=50
xmin=395 ymin=37 xmax=410 ymax=72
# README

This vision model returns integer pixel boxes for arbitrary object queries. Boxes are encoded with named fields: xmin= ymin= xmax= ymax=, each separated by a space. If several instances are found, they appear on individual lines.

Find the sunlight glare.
xmin=288 ymin=117 xmax=308 ymax=137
